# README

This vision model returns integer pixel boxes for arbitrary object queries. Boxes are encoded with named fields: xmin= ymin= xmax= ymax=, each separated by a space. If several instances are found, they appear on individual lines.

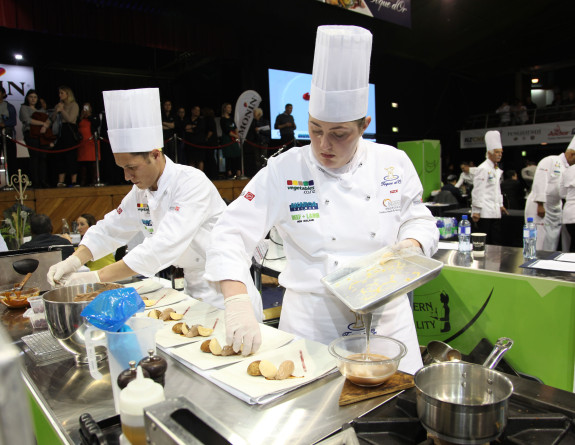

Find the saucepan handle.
xmin=483 ymin=337 xmax=514 ymax=370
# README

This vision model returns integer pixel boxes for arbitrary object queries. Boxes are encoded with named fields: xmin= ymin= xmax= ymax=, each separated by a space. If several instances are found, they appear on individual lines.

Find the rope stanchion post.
xmin=93 ymin=131 xmax=105 ymax=187
xmin=173 ymin=136 xmax=179 ymax=164
xmin=1 ymin=128 xmax=14 ymax=190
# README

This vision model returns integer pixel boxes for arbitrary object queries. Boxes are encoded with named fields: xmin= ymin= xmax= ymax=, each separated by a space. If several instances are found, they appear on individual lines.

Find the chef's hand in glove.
xmin=47 ymin=256 xmax=82 ymax=287
xmin=225 ymin=294 xmax=261 ymax=356
xmin=65 ymin=271 xmax=101 ymax=286
xmin=390 ymin=239 xmax=424 ymax=257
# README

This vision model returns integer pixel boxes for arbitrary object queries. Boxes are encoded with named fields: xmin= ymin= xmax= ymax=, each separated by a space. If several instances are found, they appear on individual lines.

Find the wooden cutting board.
xmin=338 ymin=371 xmax=415 ymax=406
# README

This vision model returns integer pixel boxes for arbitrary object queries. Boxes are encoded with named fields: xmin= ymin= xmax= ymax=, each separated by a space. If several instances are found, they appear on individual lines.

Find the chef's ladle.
xmin=13 ymin=258 xmax=40 ymax=275
xmin=12 ymin=259 xmax=39 ymax=291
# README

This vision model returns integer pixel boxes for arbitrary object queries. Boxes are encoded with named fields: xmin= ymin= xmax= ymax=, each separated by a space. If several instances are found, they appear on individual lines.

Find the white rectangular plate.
xmin=210 ymin=339 xmax=337 ymax=403
xmin=155 ymin=311 xmax=224 ymax=349
xmin=171 ymin=324 xmax=295 ymax=371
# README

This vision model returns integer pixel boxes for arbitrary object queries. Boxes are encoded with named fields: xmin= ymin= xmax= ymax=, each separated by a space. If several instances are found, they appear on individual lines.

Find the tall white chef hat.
xmin=485 ymin=130 xmax=502 ymax=152
xmin=103 ymin=88 xmax=163 ymax=153
xmin=568 ymin=135 xmax=575 ymax=150
xmin=309 ymin=25 xmax=372 ymax=123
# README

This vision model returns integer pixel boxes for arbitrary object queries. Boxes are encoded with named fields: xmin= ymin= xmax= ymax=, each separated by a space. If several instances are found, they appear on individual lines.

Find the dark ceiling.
xmin=1 ymin=0 xmax=574 ymax=167
xmin=2 ymin=0 xmax=574 ymax=81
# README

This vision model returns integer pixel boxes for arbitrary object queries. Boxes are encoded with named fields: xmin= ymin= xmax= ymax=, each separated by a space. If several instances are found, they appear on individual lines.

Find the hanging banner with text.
xmin=317 ymin=0 xmax=411 ymax=28
xmin=460 ymin=121 xmax=575 ymax=149
xmin=234 ymin=90 xmax=262 ymax=145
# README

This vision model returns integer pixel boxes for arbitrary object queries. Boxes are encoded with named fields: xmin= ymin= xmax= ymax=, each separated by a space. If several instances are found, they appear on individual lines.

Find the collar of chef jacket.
xmin=559 ymin=152 xmax=569 ymax=169
xmin=145 ymin=155 xmax=175 ymax=210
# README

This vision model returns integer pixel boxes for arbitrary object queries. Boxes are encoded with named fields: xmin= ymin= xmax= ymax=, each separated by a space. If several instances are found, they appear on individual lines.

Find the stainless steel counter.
xmin=6 ymin=304 xmax=392 ymax=445
xmin=8 ymin=246 xmax=574 ymax=444
xmin=434 ymin=244 xmax=575 ymax=283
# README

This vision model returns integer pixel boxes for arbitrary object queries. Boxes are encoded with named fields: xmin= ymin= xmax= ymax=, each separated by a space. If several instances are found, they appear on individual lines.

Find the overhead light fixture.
xmin=541 ymin=142 xmax=548 ymax=146
xmin=531 ymin=78 xmax=539 ymax=84
xmin=391 ymin=102 xmax=399 ymax=108
xmin=521 ymin=151 xmax=527 ymax=156
xmin=14 ymin=54 xmax=23 ymax=60
xmin=392 ymin=126 xmax=399 ymax=133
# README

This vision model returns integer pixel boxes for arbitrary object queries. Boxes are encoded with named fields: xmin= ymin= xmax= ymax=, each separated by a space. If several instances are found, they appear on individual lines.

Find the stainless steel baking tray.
xmin=321 ymin=249 xmax=443 ymax=314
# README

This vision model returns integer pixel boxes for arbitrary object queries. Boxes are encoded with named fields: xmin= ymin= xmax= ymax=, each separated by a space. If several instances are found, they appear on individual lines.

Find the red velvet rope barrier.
xmin=8 ymin=135 xmax=84 ymax=153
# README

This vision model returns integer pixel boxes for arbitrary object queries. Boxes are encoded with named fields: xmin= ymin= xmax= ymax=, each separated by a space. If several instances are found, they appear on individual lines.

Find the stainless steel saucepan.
xmin=414 ymin=337 xmax=514 ymax=444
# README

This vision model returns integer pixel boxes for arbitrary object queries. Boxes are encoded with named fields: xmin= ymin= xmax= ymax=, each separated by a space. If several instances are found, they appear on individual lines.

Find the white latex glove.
xmin=65 ymin=271 xmax=101 ymax=286
xmin=390 ymin=239 xmax=424 ymax=257
xmin=47 ymin=256 xmax=82 ymax=287
xmin=224 ymin=294 xmax=262 ymax=356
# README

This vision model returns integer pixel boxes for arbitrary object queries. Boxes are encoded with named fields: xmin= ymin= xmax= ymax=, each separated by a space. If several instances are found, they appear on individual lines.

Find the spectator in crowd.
xmin=0 ymin=86 xmax=18 ymax=178
xmin=52 ymin=86 xmax=80 ymax=187
xmin=220 ymin=102 xmax=241 ymax=178
xmin=174 ymin=106 xmax=188 ymax=165
xmin=20 ymin=214 xmax=74 ymax=259
xmin=77 ymin=102 xmax=101 ymax=186
xmin=500 ymin=170 xmax=525 ymax=210
xmin=521 ymin=160 xmax=537 ymax=193
xmin=525 ymin=144 xmax=575 ymax=251
xmin=455 ymin=161 xmax=477 ymax=194
xmin=472 ymin=130 xmax=508 ymax=244
xmin=496 ymin=101 xmax=511 ymax=126
xmin=75 ymin=213 xmax=115 ymax=270
xmin=440 ymin=174 xmax=465 ymax=206
xmin=274 ymin=103 xmax=296 ymax=150
xmin=184 ymin=105 xmax=206 ymax=171
xmin=245 ymin=107 xmax=271 ymax=177
xmin=201 ymin=107 xmax=218 ymax=179
xmin=19 ymin=89 xmax=50 ymax=188
xmin=512 ymin=99 xmax=529 ymax=125
xmin=161 ymin=100 xmax=176 ymax=159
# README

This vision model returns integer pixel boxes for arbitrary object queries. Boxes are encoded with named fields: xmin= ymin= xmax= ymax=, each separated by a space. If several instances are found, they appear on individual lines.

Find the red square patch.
xmin=244 ymin=192 xmax=255 ymax=201
xmin=117 ymin=207 xmax=123 ymax=214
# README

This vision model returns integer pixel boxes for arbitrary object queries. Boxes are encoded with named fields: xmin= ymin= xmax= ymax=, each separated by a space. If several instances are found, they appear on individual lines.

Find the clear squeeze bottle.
xmin=523 ymin=217 xmax=537 ymax=259
xmin=458 ymin=215 xmax=472 ymax=252
xmin=119 ymin=366 xmax=165 ymax=445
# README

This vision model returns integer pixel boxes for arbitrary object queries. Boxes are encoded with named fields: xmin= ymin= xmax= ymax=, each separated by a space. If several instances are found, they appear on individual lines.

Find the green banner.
xmin=414 ymin=264 xmax=575 ymax=391
xmin=398 ymin=139 xmax=441 ymax=201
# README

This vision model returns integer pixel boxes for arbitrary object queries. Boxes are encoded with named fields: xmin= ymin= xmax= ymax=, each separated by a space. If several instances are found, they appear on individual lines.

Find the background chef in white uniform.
xmin=471 ymin=130 xmax=508 ymax=245
xmin=525 ymin=139 xmax=575 ymax=251
xmin=559 ymin=136 xmax=575 ymax=252
xmin=47 ymin=88 xmax=262 ymax=319
xmin=204 ymin=25 xmax=439 ymax=374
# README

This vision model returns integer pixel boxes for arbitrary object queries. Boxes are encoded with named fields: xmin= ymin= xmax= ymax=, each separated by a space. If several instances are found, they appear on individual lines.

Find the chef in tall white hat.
xmin=471 ymin=130 xmax=508 ymax=244
xmin=205 ymin=26 xmax=438 ymax=373
xmin=529 ymin=135 xmax=575 ymax=250
xmin=47 ymin=88 xmax=263 ymax=319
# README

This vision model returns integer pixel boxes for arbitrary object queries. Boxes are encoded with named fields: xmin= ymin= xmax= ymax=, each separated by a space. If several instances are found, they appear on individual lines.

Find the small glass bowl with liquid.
xmin=328 ymin=334 xmax=407 ymax=387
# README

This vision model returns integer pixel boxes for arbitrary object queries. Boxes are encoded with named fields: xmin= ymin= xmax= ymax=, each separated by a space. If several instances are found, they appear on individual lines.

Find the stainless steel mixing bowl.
xmin=43 ymin=283 xmax=116 ymax=365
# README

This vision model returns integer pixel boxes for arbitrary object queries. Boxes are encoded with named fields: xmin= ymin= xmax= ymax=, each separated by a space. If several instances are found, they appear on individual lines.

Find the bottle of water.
xmin=61 ymin=218 xmax=70 ymax=235
xmin=458 ymin=215 xmax=472 ymax=252
xmin=523 ymin=217 xmax=537 ymax=259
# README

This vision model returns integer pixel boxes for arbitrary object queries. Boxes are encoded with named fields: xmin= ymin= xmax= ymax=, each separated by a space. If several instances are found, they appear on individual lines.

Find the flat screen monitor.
xmin=268 ymin=68 xmax=376 ymax=141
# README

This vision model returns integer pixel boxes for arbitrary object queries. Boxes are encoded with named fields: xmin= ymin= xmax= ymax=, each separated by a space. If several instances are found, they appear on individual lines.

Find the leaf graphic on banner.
xmin=0 ymin=68 xmax=6 ymax=76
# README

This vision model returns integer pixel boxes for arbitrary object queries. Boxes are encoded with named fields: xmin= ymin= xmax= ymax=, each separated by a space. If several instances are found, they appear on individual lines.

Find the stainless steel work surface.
xmin=434 ymin=244 xmax=575 ymax=283
xmin=11 ymin=310 xmax=393 ymax=445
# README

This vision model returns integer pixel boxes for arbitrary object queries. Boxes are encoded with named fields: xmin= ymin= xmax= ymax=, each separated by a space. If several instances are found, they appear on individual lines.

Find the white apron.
xmin=279 ymin=290 xmax=423 ymax=374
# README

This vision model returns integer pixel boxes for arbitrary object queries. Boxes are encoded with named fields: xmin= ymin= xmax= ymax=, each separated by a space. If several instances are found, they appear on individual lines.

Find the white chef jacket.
xmin=525 ymin=153 xmax=568 ymax=251
xmin=205 ymin=140 xmax=439 ymax=374
xmin=81 ymin=157 xmax=263 ymax=319
xmin=471 ymin=159 xmax=503 ymax=219
xmin=455 ymin=167 xmax=477 ymax=189
xmin=560 ymin=163 xmax=575 ymax=225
